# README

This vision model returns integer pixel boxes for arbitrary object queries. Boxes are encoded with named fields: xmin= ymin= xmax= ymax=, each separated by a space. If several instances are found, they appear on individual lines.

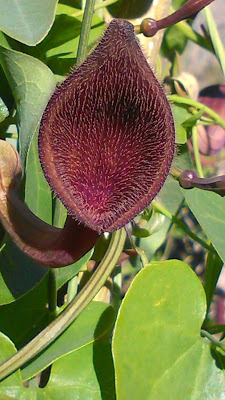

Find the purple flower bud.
xmin=179 ymin=169 xmax=197 ymax=189
xmin=198 ymin=85 xmax=225 ymax=156
xmin=39 ymin=19 xmax=175 ymax=233
xmin=179 ymin=168 xmax=225 ymax=196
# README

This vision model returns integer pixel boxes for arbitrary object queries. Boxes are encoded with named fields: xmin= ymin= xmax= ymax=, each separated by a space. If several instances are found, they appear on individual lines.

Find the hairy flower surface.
xmin=39 ymin=19 xmax=175 ymax=233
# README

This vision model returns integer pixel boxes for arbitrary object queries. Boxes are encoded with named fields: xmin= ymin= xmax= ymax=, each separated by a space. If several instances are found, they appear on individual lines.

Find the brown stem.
xmin=156 ymin=0 xmax=214 ymax=30
xmin=0 ymin=140 xmax=99 ymax=268
xmin=140 ymin=0 xmax=214 ymax=37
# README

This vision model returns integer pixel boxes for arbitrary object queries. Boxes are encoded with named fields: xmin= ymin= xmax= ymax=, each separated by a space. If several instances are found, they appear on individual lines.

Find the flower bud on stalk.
xmin=179 ymin=169 xmax=225 ymax=196
xmin=138 ymin=0 xmax=214 ymax=37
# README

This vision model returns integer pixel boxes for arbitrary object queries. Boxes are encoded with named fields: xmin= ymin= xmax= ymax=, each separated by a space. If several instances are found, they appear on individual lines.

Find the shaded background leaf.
xmin=0 ymin=303 xmax=116 ymax=400
xmin=0 ymin=273 xmax=49 ymax=348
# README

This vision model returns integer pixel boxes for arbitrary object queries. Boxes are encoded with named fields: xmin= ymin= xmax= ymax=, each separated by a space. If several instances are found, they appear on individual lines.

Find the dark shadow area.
xmin=93 ymin=306 xmax=117 ymax=400
xmin=59 ymin=0 xmax=81 ymax=8
xmin=108 ymin=0 xmax=153 ymax=19
xmin=0 ymin=235 xmax=47 ymax=299
xmin=210 ymin=346 xmax=225 ymax=370
xmin=39 ymin=364 xmax=52 ymax=388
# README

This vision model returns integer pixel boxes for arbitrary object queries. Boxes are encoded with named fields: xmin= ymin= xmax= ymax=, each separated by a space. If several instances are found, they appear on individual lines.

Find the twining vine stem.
xmin=168 ymin=95 xmax=225 ymax=131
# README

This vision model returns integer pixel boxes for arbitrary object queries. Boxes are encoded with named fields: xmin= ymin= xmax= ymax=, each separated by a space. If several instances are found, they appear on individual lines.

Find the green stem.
xmin=49 ymin=198 xmax=66 ymax=316
xmin=192 ymin=126 xmax=204 ymax=178
xmin=76 ymin=0 xmax=96 ymax=66
xmin=0 ymin=229 xmax=126 ymax=382
xmin=201 ymin=330 xmax=225 ymax=352
xmin=72 ymin=0 xmax=118 ymax=17
xmin=204 ymin=7 xmax=225 ymax=78
xmin=168 ymin=94 xmax=225 ymax=131
xmin=134 ymin=245 xmax=149 ymax=267
xmin=67 ymin=275 xmax=78 ymax=303
xmin=152 ymin=200 xmax=216 ymax=254
xmin=48 ymin=269 xmax=58 ymax=319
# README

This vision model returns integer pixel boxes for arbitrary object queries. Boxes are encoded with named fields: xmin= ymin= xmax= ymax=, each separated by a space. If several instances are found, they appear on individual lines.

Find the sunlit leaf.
xmin=113 ymin=260 xmax=225 ymax=400
xmin=0 ymin=0 xmax=58 ymax=45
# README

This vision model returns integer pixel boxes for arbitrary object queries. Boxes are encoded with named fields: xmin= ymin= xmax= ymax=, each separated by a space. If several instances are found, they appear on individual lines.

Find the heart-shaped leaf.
xmin=113 ymin=260 xmax=225 ymax=400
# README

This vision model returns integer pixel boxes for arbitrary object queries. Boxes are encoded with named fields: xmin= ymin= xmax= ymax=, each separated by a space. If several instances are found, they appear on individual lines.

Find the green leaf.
xmin=182 ymin=109 xmax=205 ymax=128
xmin=0 ymin=31 xmax=11 ymax=49
xmin=0 ymin=305 xmax=116 ymax=399
xmin=22 ymin=301 xmax=116 ymax=381
xmin=43 ymin=335 xmax=115 ymax=400
xmin=0 ymin=0 xmax=58 ymax=46
xmin=161 ymin=24 xmax=187 ymax=61
xmin=0 ymin=238 xmax=47 ymax=304
xmin=113 ymin=260 xmax=225 ymax=400
xmin=56 ymin=3 xmax=81 ymax=16
xmin=108 ymin=0 xmax=152 ymax=19
xmin=204 ymin=252 xmax=223 ymax=310
xmin=55 ymin=249 xmax=93 ymax=290
xmin=0 ymin=97 xmax=8 ymax=123
xmin=184 ymin=189 xmax=225 ymax=264
xmin=0 ymin=270 xmax=14 ymax=306
xmin=25 ymin=131 xmax=52 ymax=223
xmin=0 ymin=272 xmax=49 ymax=348
xmin=0 ymin=45 xmax=56 ymax=167
xmin=0 ymin=332 xmax=23 ymax=393
xmin=171 ymin=104 xmax=191 ymax=144
xmin=46 ymin=13 xmax=100 ymax=58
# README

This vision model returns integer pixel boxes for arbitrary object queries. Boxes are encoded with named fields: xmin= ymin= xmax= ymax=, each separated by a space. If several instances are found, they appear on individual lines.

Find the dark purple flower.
xmin=39 ymin=19 xmax=175 ymax=234
xmin=0 ymin=19 xmax=175 ymax=268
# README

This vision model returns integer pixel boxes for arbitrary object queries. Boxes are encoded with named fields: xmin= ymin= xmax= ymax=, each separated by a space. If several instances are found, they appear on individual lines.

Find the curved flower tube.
xmin=0 ymin=140 xmax=99 ymax=267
